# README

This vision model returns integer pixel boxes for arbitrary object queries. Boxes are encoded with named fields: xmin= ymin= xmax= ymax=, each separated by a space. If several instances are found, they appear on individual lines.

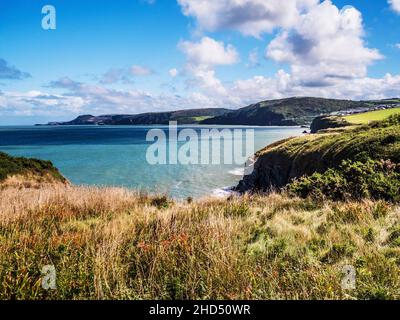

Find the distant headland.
xmin=37 ymin=97 xmax=400 ymax=127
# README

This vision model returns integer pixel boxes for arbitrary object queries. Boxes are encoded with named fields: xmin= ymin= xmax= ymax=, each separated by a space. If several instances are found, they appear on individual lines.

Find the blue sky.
xmin=1 ymin=0 xmax=400 ymax=124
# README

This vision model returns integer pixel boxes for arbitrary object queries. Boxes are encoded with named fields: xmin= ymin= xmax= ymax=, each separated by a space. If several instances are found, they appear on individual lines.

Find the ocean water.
xmin=0 ymin=125 xmax=303 ymax=199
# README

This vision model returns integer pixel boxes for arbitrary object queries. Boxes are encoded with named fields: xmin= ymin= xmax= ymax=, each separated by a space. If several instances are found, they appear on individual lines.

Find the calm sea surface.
xmin=0 ymin=125 xmax=303 ymax=198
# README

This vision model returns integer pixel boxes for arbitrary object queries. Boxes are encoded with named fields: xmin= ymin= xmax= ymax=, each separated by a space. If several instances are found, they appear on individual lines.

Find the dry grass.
xmin=0 ymin=184 xmax=399 ymax=300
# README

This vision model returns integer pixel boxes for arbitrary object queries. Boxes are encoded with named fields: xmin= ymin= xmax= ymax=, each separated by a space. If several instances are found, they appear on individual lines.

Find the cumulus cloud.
xmin=179 ymin=37 xmax=239 ymax=95
xmin=389 ymin=0 xmax=400 ymax=13
xmin=229 ymin=71 xmax=400 ymax=104
xmin=0 ymin=58 xmax=31 ymax=80
xmin=178 ymin=37 xmax=239 ymax=67
xmin=0 ymin=79 xmax=238 ymax=120
xmin=0 ymin=90 xmax=84 ymax=117
xmin=177 ymin=0 xmax=319 ymax=37
xmin=2 ymin=71 xmax=400 ymax=121
xmin=266 ymin=1 xmax=382 ymax=86
xmin=175 ymin=1 xmax=390 ymax=104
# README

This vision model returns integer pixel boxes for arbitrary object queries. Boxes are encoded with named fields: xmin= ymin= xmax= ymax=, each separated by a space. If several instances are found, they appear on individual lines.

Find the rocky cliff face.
xmin=310 ymin=116 xmax=350 ymax=133
xmin=235 ymin=137 xmax=320 ymax=193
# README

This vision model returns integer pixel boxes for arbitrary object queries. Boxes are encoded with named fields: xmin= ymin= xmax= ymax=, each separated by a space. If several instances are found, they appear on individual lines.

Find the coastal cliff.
xmin=0 ymin=152 xmax=67 ymax=188
xmin=310 ymin=115 xmax=351 ymax=133
xmin=236 ymin=115 xmax=400 ymax=193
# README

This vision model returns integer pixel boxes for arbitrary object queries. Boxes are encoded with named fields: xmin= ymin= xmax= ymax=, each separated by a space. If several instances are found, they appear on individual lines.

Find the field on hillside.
xmin=345 ymin=108 xmax=400 ymax=124
xmin=0 ymin=184 xmax=399 ymax=300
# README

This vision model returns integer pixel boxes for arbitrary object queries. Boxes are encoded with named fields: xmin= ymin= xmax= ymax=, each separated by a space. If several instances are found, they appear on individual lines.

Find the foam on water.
xmin=212 ymin=187 xmax=237 ymax=198
xmin=228 ymin=167 xmax=245 ymax=176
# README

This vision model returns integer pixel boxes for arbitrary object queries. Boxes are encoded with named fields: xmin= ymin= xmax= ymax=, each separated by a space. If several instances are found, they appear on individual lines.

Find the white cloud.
xmin=0 ymin=90 xmax=84 ymax=117
xmin=389 ymin=0 xmax=400 ymax=13
xmin=177 ymin=0 xmax=319 ymax=37
xmin=266 ymin=1 xmax=382 ymax=86
xmin=179 ymin=37 xmax=239 ymax=96
xmin=229 ymin=71 xmax=400 ymax=103
xmin=174 ymin=1 xmax=391 ymax=104
xmin=169 ymin=68 xmax=178 ymax=77
xmin=395 ymin=43 xmax=400 ymax=49
xmin=2 ymin=71 xmax=400 ymax=121
xmin=178 ymin=37 xmax=239 ymax=67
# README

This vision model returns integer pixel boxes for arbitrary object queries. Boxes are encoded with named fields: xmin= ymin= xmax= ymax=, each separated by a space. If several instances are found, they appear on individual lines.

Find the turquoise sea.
xmin=0 ymin=125 xmax=303 ymax=199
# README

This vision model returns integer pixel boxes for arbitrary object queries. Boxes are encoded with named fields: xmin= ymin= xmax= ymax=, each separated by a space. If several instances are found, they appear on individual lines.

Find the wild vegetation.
xmin=289 ymin=159 xmax=400 ymax=202
xmin=0 ymin=185 xmax=399 ymax=300
xmin=1 ymin=114 xmax=400 ymax=300
xmin=202 ymin=97 xmax=371 ymax=126
xmin=0 ymin=152 xmax=65 ymax=184
xmin=237 ymin=114 xmax=400 ymax=193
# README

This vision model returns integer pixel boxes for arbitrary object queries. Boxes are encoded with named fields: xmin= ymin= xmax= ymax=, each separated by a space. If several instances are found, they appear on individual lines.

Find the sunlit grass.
xmin=345 ymin=108 xmax=400 ymax=124
xmin=0 ymin=184 xmax=399 ymax=300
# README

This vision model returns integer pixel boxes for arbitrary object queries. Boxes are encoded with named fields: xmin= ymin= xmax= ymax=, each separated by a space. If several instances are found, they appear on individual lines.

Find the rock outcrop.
xmin=310 ymin=115 xmax=351 ymax=133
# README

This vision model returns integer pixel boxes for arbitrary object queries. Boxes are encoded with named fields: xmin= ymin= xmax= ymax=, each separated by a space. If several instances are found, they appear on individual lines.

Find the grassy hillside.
xmin=0 ymin=185 xmax=399 ymax=300
xmin=237 ymin=115 xmax=400 ymax=193
xmin=44 ymin=108 xmax=231 ymax=126
xmin=201 ymin=97 xmax=371 ymax=126
xmin=0 ymin=152 xmax=66 ymax=184
xmin=345 ymin=108 xmax=400 ymax=124
xmin=43 ymin=97 xmax=399 ymax=127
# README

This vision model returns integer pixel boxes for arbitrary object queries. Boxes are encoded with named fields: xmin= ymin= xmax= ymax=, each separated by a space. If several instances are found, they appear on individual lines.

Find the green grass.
xmin=0 ymin=152 xmax=65 ymax=182
xmin=345 ymin=108 xmax=400 ymax=124
xmin=239 ymin=114 xmax=400 ymax=193
xmin=1 ymin=186 xmax=399 ymax=300
xmin=190 ymin=116 xmax=212 ymax=122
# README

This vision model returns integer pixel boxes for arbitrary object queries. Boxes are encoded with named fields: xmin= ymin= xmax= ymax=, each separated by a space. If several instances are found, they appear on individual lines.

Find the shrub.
xmin=288 ymin=159 xmax=400 ymax=202
xmin=0 ymin=152 xmax=65 ymax=182
xmin=150 ymin=195 xmax=170 ymax=209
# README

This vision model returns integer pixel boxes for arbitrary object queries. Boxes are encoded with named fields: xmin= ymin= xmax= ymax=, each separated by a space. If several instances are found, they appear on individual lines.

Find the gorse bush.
xmin=288 ymin=159 xmax=400 ymax=202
